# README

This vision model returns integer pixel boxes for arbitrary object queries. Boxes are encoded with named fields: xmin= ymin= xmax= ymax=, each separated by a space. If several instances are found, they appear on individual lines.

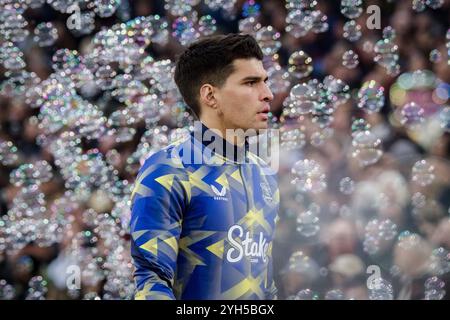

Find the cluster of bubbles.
xmin=284 ymin=0 xmax=329 ymax=38
xmin=373 ymin=26 xmax=401 ymax=76
xmin=412 ymin=0 xmax=445 ymax=12
xmin=280 ymin=75 xmax=350 ymax=150
xmin=368 ymin=277 xmax=394 ymax=300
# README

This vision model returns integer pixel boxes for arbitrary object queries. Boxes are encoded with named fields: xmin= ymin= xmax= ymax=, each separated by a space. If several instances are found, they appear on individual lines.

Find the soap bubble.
xmin=289 ymin=83 xmax=318 ymax=114
xmin=33 ymin=22 xmax=58 ymax=47
xmin=426 ymin=0 xmax=444 ymax=9
xmin=429 ymin=49 xmax=442 ymax=63
xmin=368 ymin=277 xmax=394 ymax=300
xmin=255 ymin=26 xmax=281 ymax=56
xmin=0 ymin=279 xmax=15 ymax=300
xmin=296 ymin=288 xmax=319 ymax=300
xmin=285 ymin=10 xmax=313 ymax=38
xmin=351 ymin=118 xmax=371 ymax=137
xmin=25 ymin=276 xmax=48 ymax=300
xmin=198 ymin=15 xmax=217 ymax=36
xmin=94 ymin=0 xmax=121 ymax=18
xmin=343 ymin=20 xmax=362 ymax=42
xmin=411 ymin=160 xmax=435 ymax=187
xmin=310 ymin=10 xmax=328 ymax=34
xmin=339 ymin=177 xmax=355 ymax=195
xmin=0 ymin=140 xmax=19 ymax=166
xmin=400 ymin=102 xmax=425 ymax=128
xmin=424 ymin=276 xmax=445 ymax=300
xmin=340 ymin=0 xmax=363 ymax=19
xmin=288 ymin=50 xmax=313 ymax=79
xmin=358 ymin=81 xmax=385 ymax=114
xmin=296 ymin=203 xmax=320 ymax=237
xmin=412 ymin=0 xmax=426 ymax=12
xmin=342 ymin=50 xmax=359 ymax=69
xmin=439 ymin=107 xmax=450 ymax=132
xmin=325 ymin=289 xmax=345 ymax=300
xmin=291 ymin=159 xmax=327 ymax=193
xmin=280 ymin=128 xmax=306 ymax=150
xmin=351 ymin=130 xmax=382 ymax=166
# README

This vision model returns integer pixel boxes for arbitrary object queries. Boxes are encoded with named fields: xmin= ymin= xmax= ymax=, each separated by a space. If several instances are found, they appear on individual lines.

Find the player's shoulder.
xmin=139 ymin=135 xmax=193 ymax=171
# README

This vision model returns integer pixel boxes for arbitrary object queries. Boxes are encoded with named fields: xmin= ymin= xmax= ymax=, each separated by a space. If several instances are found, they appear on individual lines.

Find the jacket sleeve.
xmin=130 ymin=154 xmax=189 ymax=300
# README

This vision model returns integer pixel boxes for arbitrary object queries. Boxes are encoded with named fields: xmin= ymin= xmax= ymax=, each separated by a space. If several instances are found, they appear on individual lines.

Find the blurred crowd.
xmin=0 ymin=0 xmax=449 ymax=300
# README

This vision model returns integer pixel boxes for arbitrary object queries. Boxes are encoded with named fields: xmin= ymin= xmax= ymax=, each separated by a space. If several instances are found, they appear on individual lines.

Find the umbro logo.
xmin=211 ymin=185 xmax=228 ymax=201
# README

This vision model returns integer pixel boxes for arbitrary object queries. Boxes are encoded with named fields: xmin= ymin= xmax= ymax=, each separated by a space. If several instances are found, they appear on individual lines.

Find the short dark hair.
xmin=174 ymin=33 xmax=264 ymax=117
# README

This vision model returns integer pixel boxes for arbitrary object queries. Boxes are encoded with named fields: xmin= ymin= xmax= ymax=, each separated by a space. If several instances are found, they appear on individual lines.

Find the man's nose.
xmin=261 ymin=82 xmax=274 ymax=102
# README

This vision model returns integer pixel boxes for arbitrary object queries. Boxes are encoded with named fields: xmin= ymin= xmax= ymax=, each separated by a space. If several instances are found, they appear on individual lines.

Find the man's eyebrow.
xmin=241 ymin=75 xmax=269 ymax=82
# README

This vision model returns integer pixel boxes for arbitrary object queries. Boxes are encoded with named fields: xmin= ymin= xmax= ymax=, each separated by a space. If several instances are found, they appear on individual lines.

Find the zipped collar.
xmin=191 ymin=122 xmax=250 ymax=164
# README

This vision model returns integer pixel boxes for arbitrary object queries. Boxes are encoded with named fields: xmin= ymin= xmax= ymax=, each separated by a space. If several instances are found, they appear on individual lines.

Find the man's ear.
xmin=199 ymin=84 xmax=217 ymax=109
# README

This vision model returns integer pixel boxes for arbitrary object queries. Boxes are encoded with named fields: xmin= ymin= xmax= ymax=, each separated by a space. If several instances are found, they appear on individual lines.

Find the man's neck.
xmin=199 ymin=117 xmax=246 ymax=147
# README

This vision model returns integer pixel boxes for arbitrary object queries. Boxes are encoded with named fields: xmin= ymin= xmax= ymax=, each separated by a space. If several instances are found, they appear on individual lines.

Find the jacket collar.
xmin=191 ymin=122 xmax=249 ymax=163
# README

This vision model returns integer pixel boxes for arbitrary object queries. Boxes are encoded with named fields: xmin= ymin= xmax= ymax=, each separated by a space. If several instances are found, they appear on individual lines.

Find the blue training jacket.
xmin=130 ymin=123 xmax=279 ymax=300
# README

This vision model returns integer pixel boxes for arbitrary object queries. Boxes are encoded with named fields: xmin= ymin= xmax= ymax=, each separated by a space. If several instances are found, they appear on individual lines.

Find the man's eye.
xmin=246 ymin=81 xmax=257 ymax=86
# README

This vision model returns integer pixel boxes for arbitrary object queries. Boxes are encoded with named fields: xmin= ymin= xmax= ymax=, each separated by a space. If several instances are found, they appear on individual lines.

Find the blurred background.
xmin=0 ymin=0 xmax=449 ymax=300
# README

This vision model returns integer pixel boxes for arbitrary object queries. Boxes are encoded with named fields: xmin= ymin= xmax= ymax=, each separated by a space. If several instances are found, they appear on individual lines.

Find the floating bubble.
xmin=321 ymin=76 xmax=350 ymax=107
xmin=94 ymin=0 xmax=121 ymax=18
xmin=238 ymin=16 xmax=261 ymax=35
xmin=368 ymin=277 xmax=394 ymax=300
xmin=289 ymin=83 xmax=318 ymax=114
xmin=255 ymin=26 xmax=281 ymax=56
xmin=400 ymin=102 xmax=425 ymax=128
xmin=424 ymin=276 xmax=445 ymax=300
xmin=198 ymin=15 xmax=217 ymax=36
xmin=426 ymin=0 xmax=444 ymax=9
xmin=10 ymin=160 xmax=53 ymax=187
xmin=267 ymin=64 xmax=291 ymax=94
xmin=351 ymin=118 xmax=371 ymax=136
xmin=412 ymin=0 xmax=426 ymax=12
xmin=291 ymin=159 xmax=327 ymax=193
xmin=280 ymin=128 xmax=306 ymax=150
xmin=310 ymin=10 xmax=328 ymax=34
xmin=379 ymin=219 xmax=398 ymax=241
xmin=429 ymin=49 xmax=442 ymax=63
xmin=310 ymin=130 xmax=327 ymax=147
xmin=340 ymin=0 xmax=363 ymax=19
xmin=397 ymin=231 xmax=421 ymax=249
xmin=296 ymin=203 xmax=320 ymax=237
xmin=343 ymin=20 xmax=362 ymax=42
xmin=429 ymin=247 xmax=450 ymax=276
xmin=382 ymin=26 xmax=396 ymax=41
xmin=0 ymin=140 xmax=19 ymax=166
xmin=339 ymin=177 xmax=355 ymax=195
xmin=325 ymin=289 xmax=345 ymax=300
xmin=242 ymin=0 xmax=261 ymax=18
xmin=351 ymin=130 xmax=382 ymax=166
xmin=411 ymin=159 xmax=435 ymax=187
xmin=285 ymin=10 xmax=313 ymax=38
xmin=288 ymin=50 xmax=313 ymax=79
xmin=439 ymin=107 xmax=450 ymax=132
xmin=26 ymin=276 xmax=48 ymax=300
xmin=0 ymin=279 xmax=15 ymax=300
xmin=296 ymin=289 xmax=319 ymax=300
xmin=33 ymin=22 xmax=58 ymax=47
xmin=342 ymin=50 xmax=359 ymax=69
xmin=358 ymin=81 xmax=385 ymax=113
xmin=172 ymin=15 xmax=199 ymax=46
xmin=0 ymin=43 xmax=26 ymax=70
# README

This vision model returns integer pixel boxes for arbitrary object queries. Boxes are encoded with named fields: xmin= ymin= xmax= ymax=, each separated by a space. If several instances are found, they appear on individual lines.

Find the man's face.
xmin=213 ymin=58 xmax=274 ymax=131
